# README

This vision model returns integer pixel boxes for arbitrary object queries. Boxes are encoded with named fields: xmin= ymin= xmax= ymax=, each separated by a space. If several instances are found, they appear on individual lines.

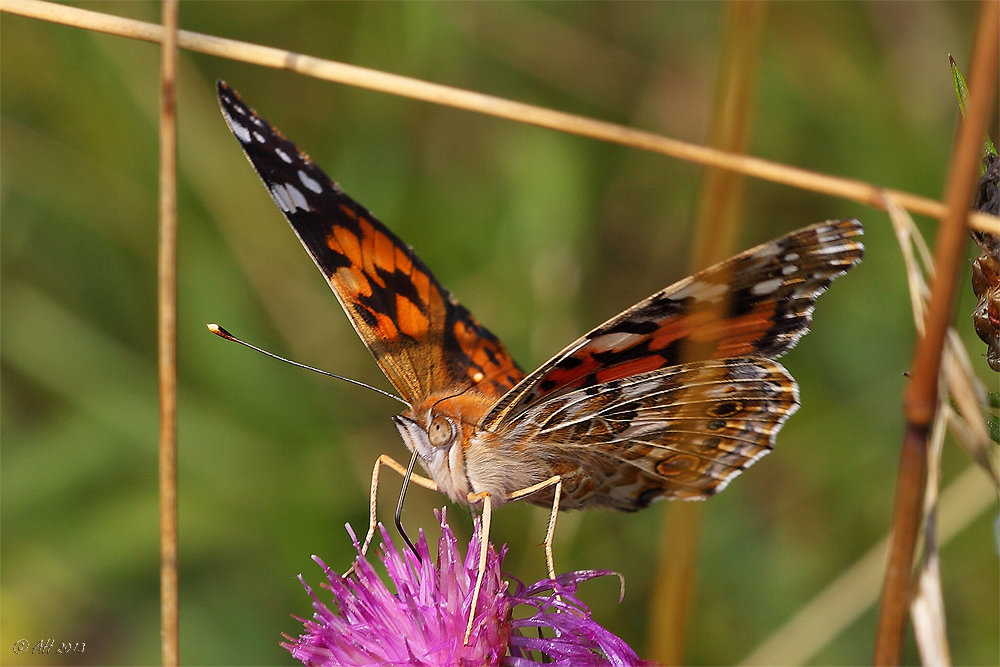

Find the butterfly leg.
xmin=359 ymin=454 xmax=439 ymax=558
xmin=464 ymin=490 xmax=493 ymax=645
xmin=508 ymin=475 xmax=563 ymax=581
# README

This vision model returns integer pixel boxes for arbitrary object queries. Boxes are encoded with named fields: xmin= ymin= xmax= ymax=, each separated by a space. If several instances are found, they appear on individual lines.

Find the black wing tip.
xmin=838 ymin=218 xmax=865 ymax=262
xmin=811 ymin=218 xmax=865 ymax=263
xmin=841 ymin=218 xmax=865 ymax=250
xmin=216 ymin=82 xmax=258 ymax=127
xmin=215 ymin=80 xmax=246 ymax=128
xmin=215 ymin=81 xmax=270 ymax=140
xmin=814 ymin=218 xmax=864 ymax=240
xmin=216 ymin=79 xmax=238 ymax=107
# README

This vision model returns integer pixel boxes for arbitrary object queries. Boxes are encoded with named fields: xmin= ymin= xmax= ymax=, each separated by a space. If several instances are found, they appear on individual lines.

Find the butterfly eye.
xmin=428 ymin=416 xmax=454 ymax=448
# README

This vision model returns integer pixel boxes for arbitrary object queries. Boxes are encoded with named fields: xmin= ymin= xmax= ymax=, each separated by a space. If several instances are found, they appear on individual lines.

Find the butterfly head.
xmin=392 ymin=391 xmax=496 ymax=504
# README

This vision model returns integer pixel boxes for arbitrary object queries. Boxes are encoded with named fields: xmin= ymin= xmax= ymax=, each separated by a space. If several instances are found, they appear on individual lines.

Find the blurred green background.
xmin=2 ymin=2 xmax=997 ymax=665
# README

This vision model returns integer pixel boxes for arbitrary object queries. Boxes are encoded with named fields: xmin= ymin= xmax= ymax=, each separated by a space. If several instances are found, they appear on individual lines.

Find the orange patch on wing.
xmin=393 ymin=246 xmax=413 ymax=276
xmin=396 ymin=294 xmax=429 ymax=340
xmin=478 ymin=355 xmax=525 ymax=394
xmin=358 ymin=218 xmax=385 ymax=288
xmin=710 ymin=303 xmax=778 ymax=358
xmin=647 ymin=311 xmax=715 ymax=351
xmin=410 ymin=266 xmax=432 ymax=311
xmin=470 ymin=348 xmax=490 ymax=371
xmin=471 ymin=344 xmax=506 ymax=377
xmin=372 ymin=229 xmax=396 ymax=275
xmin=331 ymin=224 xmax=362 ymax=268
xmin=370 ymin=308 xmax=400 ymax=341
xmin=334 ymin=266 xmax=372 ymax=298
xmin=594 ymin=355 xmax=664 ymax=383
xmin=453 ymin=320 xmax=477 ymax=356
xmin=638 ymin=306 xmax=774 ymax=360
xmin=527 ymin=357 xmax=601 ymax=395
xmin=453 ymin=323 xmax=520 ymax=391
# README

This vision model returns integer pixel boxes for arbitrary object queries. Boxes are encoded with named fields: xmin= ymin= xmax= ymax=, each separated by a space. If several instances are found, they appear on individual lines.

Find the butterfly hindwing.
xmin=487 ymin=357 xmax=798 ymax=509
xmin=217 ymin=82 xmax=524 ymax=403
xmin=482 ymin=220 xmax=863 ymax=430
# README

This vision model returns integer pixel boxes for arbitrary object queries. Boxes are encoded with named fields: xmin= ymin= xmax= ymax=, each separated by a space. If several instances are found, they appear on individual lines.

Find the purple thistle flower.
xmin=283 ymin=509 xmax=643 ymax=667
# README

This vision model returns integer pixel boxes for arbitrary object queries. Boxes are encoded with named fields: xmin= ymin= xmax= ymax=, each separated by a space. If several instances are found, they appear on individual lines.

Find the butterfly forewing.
xmin=482 ymin=220 xmax=863 ymax=430
xmin=217 ymin=82 xmax=524 ymax=403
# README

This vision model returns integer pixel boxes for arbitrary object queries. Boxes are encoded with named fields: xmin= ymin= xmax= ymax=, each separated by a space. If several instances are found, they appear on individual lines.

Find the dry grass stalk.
xmin=911 ymin=548 xmax=951 ymax=667
xmin=908 ymin=404 xmax=951 ymax=667
xmin=886 ymin=196 xmax=995 ymax=466
xmin=157 ymin=1 xmax=180 ymax=665
xmin=876 ymin=4 xmax=998 ymax=661
xmin=1 ymin=0 xmax=998 ymax=236
xmin=884 ymin=194 xmax=997 ymax=666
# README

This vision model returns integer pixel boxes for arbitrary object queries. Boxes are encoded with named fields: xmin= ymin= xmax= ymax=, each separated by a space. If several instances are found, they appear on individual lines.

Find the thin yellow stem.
xmin=2 ymin=0 xmax=997 ymax=235
xmin=157 ymin=1 xmax=179 ymax=666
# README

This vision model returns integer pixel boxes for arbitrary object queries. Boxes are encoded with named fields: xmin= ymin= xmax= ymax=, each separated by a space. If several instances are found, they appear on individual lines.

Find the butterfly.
xmin=215 ymin=81 xmax=863 ymax=586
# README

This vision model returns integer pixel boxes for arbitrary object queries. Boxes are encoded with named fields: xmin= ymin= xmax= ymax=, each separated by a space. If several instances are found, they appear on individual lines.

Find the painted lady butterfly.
xmin=216 ymin=79 xmax=863 ymax=532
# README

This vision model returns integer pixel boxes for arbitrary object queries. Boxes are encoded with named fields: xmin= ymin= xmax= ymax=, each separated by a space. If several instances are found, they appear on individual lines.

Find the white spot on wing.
xmin=814 ymin=243 xmax=856 ymax=255
xmin=275 ymin=148 xmax=293 ymax=164
xmin=298 ymin=169 xmax=323 ymax=194
xmin=695 ymin=282 xmax=730 ymax=302
xmin=285 ymin=183 xmax=310 ymax=211
xmin=753 ymin=242 xmax=782 ymax=259
xmin=816 ymin=229 xmax=840 ymax=244
xmin=253 ymin=131 xmax=265 ymax=143
xmin=230 ymin=120 xmax=252 ymax=144
xmin=751 ymin=277 xmax=784 ymax=296
xmin=669 ymin=280 xmax=728 ymax=302
xmin=589 ymin=331 xmax=642 ymax=352
xmin=784 ymin=252 xmax=799 ymax=262
xmin=781 ymin=265 xmax=798 ymax=275
xmin=270 ymin=184 xmax=293 ymax=212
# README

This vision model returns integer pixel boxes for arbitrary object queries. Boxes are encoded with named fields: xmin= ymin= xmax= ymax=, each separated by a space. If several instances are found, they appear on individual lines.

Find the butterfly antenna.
xmin=394 ymin=450 xmax=422 ymax=560
xmin=207 ymin=324 xmax=410 ymax=408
